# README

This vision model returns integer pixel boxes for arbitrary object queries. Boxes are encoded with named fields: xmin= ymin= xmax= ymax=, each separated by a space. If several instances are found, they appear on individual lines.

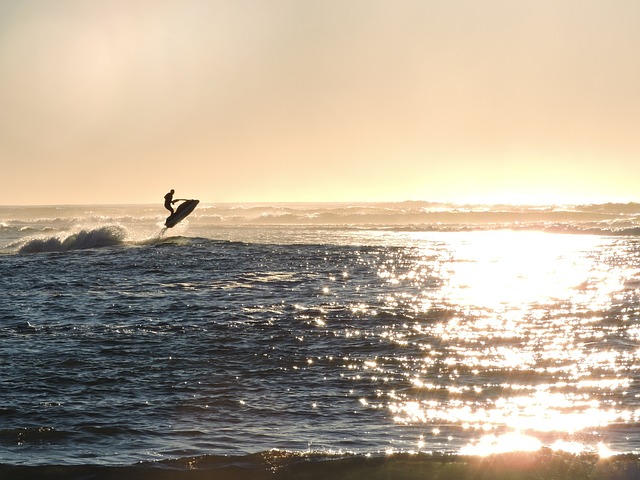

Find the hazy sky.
xmin=1 ymin=0 xmax=639 ymax=205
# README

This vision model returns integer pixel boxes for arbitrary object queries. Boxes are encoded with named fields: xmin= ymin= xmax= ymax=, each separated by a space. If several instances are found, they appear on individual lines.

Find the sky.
xmin=1 ymin=0 xmax=639 ymax=205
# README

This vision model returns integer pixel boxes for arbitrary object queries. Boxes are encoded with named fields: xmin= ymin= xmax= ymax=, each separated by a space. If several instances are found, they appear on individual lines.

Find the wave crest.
xmin=18 ymin=225 xmax=127 ymax=253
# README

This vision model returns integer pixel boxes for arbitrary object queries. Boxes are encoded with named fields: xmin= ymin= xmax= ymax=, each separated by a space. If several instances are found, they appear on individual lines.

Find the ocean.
xmin=1 ymin=201 xmax=640 ymax=479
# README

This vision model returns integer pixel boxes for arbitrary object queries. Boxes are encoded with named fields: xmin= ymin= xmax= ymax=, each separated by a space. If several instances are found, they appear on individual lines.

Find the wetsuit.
xmin=164 ymin=191 xmax=174 ymax=214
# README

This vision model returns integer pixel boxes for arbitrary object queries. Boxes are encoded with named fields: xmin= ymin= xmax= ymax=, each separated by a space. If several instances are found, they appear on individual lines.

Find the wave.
xmin=0 ymin=427 xmax=72 ymax=444
xmin=17 ymin=225 xmax=128 ymax=253
xmin=4 ymin=203 xmax=640 ymax=247
xmin=1 ymin=449 xmax=639 ymax=479
xmin=368 ymin=223 xmax=640 ymax=236
xmin=192 ymin=202 xmax=640 ymax=229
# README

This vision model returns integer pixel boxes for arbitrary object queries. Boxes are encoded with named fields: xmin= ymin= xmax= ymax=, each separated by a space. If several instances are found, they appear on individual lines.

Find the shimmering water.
xmin=1 ymin=203 xmax=640 ymax=476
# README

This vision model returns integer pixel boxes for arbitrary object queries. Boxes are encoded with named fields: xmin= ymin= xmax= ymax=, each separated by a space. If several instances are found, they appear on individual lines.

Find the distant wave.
xmin=369 ymin=223 xmax=640 ymax=236
xmin=1 ymin=449 xmax=638 ymax=479
xmin=4 ymin=203 xmax=640 ymax=246
xmin=194 ymin=202 xmax=640 ymax=228
xmin=18 ymin=225 xmax=127 ymax=253
xmin=543 ymin=225 xmax=640 ymax=236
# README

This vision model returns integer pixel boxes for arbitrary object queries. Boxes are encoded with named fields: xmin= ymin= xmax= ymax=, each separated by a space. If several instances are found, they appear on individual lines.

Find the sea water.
xmin=1 ymin=202 xmax=640 ymax=478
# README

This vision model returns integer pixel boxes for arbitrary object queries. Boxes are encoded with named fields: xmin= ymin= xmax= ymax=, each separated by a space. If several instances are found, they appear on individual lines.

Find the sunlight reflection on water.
xmin=368 ymin=231 xmax=640 ymax=456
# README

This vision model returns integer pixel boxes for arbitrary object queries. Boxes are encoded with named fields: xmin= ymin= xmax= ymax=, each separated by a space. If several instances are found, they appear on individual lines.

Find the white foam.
xmin=18 ymin=225 xmax=127 ymax=253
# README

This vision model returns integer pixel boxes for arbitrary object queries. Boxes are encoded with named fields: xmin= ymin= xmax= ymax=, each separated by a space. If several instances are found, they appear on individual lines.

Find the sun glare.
xmin=460 ymin=432 xmax=542 ymax=456
xmin=375 ymin=231 xmax=634 ymax=456
xmin=439 ymin=231 xmax=606 ymax=310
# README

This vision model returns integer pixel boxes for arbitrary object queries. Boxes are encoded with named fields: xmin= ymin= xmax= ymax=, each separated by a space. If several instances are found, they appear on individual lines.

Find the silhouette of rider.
xmin=164 ymin=189 xmax=175 ymax=215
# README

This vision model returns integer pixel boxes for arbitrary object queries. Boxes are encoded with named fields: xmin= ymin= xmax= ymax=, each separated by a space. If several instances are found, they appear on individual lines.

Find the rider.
xmin=164 ymin=189 xmax=175 ymax=215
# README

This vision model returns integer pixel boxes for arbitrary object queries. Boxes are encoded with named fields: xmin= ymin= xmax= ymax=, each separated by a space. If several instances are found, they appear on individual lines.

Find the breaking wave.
xmin=18 ymin=225 xmax=128 ymax=254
